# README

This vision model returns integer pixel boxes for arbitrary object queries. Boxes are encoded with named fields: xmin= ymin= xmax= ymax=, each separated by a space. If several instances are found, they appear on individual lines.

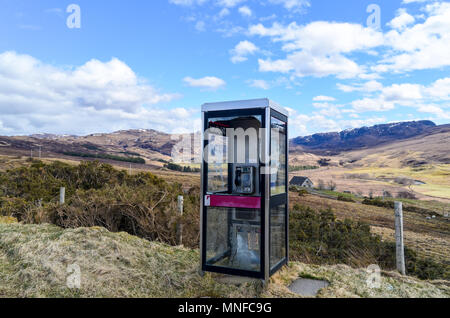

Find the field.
xmin=1 ymin=154 xmax=449 ymax=268
xmin=290 ymin=126 xmax=450 ymax=202
xmin=0 ymin=149 xmax=449 ymax=297
xmin=290 ymin=193 xmax=450 ymax=266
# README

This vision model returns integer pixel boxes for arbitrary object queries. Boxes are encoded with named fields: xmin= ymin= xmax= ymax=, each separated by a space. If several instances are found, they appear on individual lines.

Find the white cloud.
xmin=238 ymin=6 xmax=252 ymax=17
xmin=230 ymin=40 xmax=259 ymax=63
xmin=313 ymin=95 xmax=336 ymax=102
xmin=382 ymin=83 xmax=423 ymax=103
xmin=337 ymin=80 xmax=383 ymax=93
xmin=250 ymin=21 xmax=383 ymax=79
xmin=375 ymin=2 xmax=450 ymax=73
xmin=345 ymin=77 xmax=450 ymax=114
xmin=0 ymin=51 xmax=198 ymax=135
xmin=169 ymin=0 xmax=208 ymax=6
xmin=250 ymin=21 xmax=383 ymax=55
xmin=351 ymin=97 xmax=395 ymax=112
xmin=402 ymin=0 xmax=430 ymax=4
xmin=288 ymin=107 xmax=386 ymax=136
xmin=417 ymin=104 xmax=450 ymax=119
xmin=195 ymin=21 xmax=206 ymax=31
xmin=217 ymin=0 xmax=246 ymax=8
xmin=183 ymin=76 xmax=226 ymax=89
xmin=258 ymin=58 xmax=292 ymax=73
xmin=268 ymin=0 xmax=310 ymax=12
xmin=247 ymin=79 xmax=270 ymax=90
xmin=425 ymin=77 xmax=450 ymax=100
xmin=258 ymin=51 xmax=363 ymax=79
xmin=387 ymin=8 xmax=415 ymax=30
xmin=218 ymin=8 xmax=230 ymax=18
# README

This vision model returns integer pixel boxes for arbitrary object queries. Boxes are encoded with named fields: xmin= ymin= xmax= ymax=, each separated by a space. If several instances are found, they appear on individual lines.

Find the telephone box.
xmin=200 ymin=98 xmax=289 ymax=281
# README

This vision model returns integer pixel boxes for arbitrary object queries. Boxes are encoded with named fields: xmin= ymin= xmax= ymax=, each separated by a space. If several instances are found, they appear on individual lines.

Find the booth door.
xmin=269 ymin=112 xmax=288 ymax=274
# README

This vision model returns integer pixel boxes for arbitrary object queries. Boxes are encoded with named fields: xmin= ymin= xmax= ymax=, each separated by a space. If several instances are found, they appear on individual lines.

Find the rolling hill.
xmin=290 ymin=121 xmax=443 ymax=155
xmin=1 ymin=121 xmax=448 ymax=163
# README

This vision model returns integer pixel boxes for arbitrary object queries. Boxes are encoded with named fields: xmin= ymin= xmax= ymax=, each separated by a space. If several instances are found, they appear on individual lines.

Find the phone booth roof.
xmin=202 ymin=98 xmax=289 ymax=117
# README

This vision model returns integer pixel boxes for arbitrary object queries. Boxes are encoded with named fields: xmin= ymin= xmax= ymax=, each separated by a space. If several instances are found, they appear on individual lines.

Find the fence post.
xmin=177 ymin=195 xmax=184 ymax=245
xmin=60 ymin=187 xmax=66 ymax=205
xmin=394 ymin=201 xmax=406 ymax=275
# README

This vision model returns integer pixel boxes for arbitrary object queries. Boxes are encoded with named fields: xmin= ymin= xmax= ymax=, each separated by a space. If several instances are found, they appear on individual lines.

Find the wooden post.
xmin=60 ymin=187 xmax=66 ymax=205
xmin=394 ymin=201 xmax=406 ymax=275
xmin=177 ymin=195 xmax=184 ymax=245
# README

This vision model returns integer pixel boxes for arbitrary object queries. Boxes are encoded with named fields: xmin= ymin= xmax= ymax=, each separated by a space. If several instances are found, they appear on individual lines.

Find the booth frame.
xmin=200 ymin=98 xmax=289 ymax=281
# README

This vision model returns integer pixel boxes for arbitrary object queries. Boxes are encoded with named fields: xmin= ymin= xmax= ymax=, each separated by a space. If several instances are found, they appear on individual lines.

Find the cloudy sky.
xmin=0 ymin=0 xmax=449 ymax=137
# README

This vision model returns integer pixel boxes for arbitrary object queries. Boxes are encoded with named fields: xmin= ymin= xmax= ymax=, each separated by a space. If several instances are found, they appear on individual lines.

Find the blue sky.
xmin=0 ymin=0 xmax=449 ymax=137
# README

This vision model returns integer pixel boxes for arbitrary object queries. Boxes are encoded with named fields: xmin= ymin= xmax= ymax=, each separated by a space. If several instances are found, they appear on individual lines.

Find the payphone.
xmin=200 ymin=98 xmax=289 ymax=281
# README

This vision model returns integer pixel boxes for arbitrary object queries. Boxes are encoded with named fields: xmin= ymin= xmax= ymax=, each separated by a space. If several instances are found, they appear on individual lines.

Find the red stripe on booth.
xmin=206 ymin=195 xmax=261 ymax=209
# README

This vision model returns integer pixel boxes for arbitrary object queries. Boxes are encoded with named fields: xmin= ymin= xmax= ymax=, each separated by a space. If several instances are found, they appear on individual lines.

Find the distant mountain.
xmin=290 ymin=120 xmax=439 ymax=155
xmin=0 ymin=128 xmax=195 ymax=167
xmin=0 ymin=121 xmax=448 ymax=166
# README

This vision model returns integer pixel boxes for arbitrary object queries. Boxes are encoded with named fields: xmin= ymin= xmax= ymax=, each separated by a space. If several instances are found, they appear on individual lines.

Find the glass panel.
xmin=206 ymin=115 xmax=262 ymax=195
xmin=206 ymin=132 xmax=228 ymax=193
xmin=270 ymin=117 xmax=287 ymax=196
xmin=270 ymin=204 xmax=286 ymax=269
xmin=206 ymin=207 xmax=261 ymax=272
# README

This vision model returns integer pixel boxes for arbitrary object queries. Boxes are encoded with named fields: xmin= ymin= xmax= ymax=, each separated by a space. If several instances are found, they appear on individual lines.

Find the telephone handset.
xmin=235 ymin=169 xmax=242 ymax=187
xmin=233 ymin=165 xmax=255 ymax=195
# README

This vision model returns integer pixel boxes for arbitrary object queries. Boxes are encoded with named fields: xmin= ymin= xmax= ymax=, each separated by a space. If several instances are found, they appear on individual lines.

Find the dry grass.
xmin=0 ymin=222 xmax=259 ymax=298
xmin=274 ymin=262 xmax=450 ymax=298
xmin=0 ymin=222 xmax=448 ymax=298
xmin=290 ymin=193 xmax=450 ymax=269
xmin=371 ymin=226 xmax=450 ymax=265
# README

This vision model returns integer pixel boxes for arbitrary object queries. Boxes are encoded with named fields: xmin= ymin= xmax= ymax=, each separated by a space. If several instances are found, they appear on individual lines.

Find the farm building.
xmin=289 ymin=176 xmax=314 ymax=188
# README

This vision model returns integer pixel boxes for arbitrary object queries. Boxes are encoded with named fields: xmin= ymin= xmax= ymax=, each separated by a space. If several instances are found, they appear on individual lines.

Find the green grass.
xmin=289 ymin=165 xmax=319 ymax=172
xmin=62 ymin=151 xmax=145 ymax=164
xmin=316 ymin=189 xmax=359 ymax=200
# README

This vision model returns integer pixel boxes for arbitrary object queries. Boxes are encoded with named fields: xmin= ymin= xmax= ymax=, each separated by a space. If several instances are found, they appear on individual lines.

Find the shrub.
xmin=62 ymin=151 xmax=145 ymax=164
xmin=289 ymin=165 xmax=318 ymax=172
xmin=289 ymin=186 xmax=309 ymax=196
xmin=337 ymin=195 xmax=355 ymax=202
xmin=290 ymin=204 xmax=383 ymax=267
xmin=44 ymin=183 xmax=200 ymax=248
xmin=164 ymin=163 xmax=200 ymax=173
xmin=289 ymin=204 xmax=449 ymax=280
xmin=327 ymin=180 xmax=337 ymax=191
xmin=397 ymin=191 xmax=417 ymax=200
xmin=317 ymin=179 xmax=326 ymax=190
xmin=317 ymin=158 xmax=331 ymax=167
xmin=362 ymin=198 xmax=394 ymax=209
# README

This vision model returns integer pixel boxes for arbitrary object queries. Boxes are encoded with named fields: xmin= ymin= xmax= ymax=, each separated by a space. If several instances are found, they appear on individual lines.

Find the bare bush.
xmin=317 ymin=179 xmax=325 ymax=190
xmin=397 ymin=191 xmax=417 ymax=200
xmin=327 ymin=180 xmax=337 ymax=191
xmin=394 ymin=177 xmax=414 ymax=186
xmin=44 ymin=184 xmax=200 ymax=248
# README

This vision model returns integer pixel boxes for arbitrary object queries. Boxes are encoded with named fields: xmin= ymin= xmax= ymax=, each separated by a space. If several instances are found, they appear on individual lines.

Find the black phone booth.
xmin=200 ymin=98 xmax=289 ymax=281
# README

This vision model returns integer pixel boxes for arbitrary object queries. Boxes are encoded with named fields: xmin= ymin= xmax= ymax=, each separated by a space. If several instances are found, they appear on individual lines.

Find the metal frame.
xmin=268 ymin=108 xmax=289 ymax=278
xmin=200 ymin=99 xmax=289 ymax=281
xmin=202 ymin=98 xmax=289 ymax=118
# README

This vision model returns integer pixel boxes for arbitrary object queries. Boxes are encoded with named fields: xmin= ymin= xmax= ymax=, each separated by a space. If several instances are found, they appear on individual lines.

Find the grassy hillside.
xmin=290 ymin=193 xmax=450 ymax=267
xmin=0 ymin=220 xmax=448 ymax=298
